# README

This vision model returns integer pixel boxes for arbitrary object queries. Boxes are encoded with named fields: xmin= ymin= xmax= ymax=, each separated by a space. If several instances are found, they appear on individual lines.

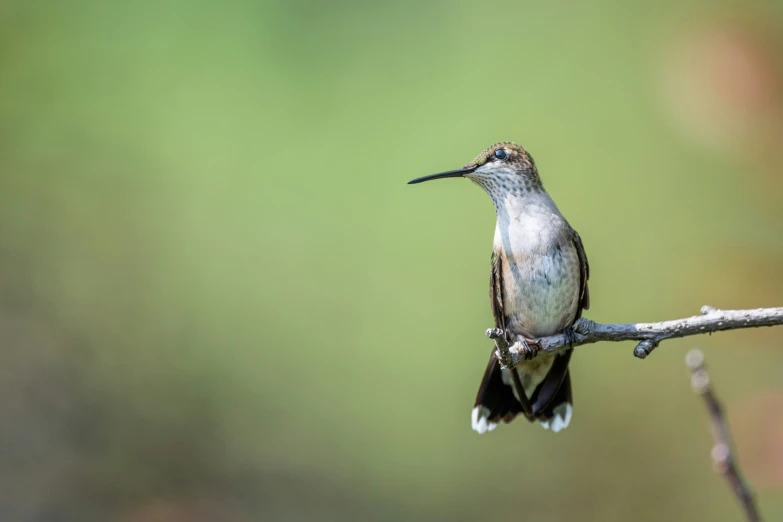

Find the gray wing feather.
xmin=570 ymin=228 xmax=590 ymax=316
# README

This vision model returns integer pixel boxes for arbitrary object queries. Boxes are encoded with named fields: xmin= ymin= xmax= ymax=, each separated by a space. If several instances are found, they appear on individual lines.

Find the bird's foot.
xmin=488 ymin=329 xmax=542 ymax=364
xmin=573 ymin=317 xmax=595 ymax=335
xmin=517 ymin=337 xmax=542 ymax=361
xmin=562 ymin=326 xmax=578 ymax=350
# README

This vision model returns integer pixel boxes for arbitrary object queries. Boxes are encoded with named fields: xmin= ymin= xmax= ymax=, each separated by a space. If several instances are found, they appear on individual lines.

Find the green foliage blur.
xmin=1 ymin=0 xmax=782 ymax=520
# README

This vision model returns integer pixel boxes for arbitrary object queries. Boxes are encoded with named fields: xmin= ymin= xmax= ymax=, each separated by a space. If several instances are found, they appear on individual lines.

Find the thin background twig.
xmin=685 ymin=349 xmax=761 ymax=522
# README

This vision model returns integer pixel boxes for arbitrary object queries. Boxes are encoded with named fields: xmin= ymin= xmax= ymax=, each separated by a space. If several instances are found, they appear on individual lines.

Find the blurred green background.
xmin=1 ymin=0 xmax=783 ymax=520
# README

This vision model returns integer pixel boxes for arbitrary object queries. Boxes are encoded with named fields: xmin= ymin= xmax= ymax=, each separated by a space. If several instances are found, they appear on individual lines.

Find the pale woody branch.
xmin=487 ymin=306 xmax=783 ymax=368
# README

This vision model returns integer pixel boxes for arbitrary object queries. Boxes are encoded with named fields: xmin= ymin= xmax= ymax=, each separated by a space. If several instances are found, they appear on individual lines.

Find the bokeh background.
xmin=1 ymin=0 xmax=782 ymax=520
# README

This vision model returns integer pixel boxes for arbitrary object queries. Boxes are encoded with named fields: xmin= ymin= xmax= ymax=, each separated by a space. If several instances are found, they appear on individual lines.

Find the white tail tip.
xmin=539 ymin=403 xmax=572 ymax=433
xmin=471 ymin=406 xmax=498 ymax=434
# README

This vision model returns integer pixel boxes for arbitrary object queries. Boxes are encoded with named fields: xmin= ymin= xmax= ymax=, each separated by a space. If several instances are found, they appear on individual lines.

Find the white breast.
xmin=493 ymin=196 xmax=581 ymax=339
xmin=502 ymin=244 xmax=580 ymax=337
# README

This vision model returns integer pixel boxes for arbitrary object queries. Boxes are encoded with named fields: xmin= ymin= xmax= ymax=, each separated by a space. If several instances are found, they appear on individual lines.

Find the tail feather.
xmin=471 ymin=352 xmax=525 ymax=433
xmin=538 ymin=371 xmax=573 ymax=433
xmin=531 ymin=349 xmax=572 ymax=414
xmin=472 ymin=350 xmax=574 ymax=434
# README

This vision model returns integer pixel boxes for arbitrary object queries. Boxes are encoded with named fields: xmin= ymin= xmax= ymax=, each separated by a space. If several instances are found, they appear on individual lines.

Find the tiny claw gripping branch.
xmin=517 ymin=337 xmax=542 ymax=360
xmin=486 ymin=328 xmax=542 ymax=367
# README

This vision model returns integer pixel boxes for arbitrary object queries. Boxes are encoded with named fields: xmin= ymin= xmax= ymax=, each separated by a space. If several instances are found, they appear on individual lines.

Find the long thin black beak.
xmin=407 ymin=165 xmax=477 ymax=185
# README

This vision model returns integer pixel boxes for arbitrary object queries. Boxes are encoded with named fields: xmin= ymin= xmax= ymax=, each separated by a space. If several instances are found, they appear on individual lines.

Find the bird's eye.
xmin=494 ymin=148 xmax=507 ymax=160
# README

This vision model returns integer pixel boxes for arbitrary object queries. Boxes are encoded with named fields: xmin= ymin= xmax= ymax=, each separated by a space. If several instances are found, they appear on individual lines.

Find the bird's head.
xmin=408 ymin=142 xmax=543 ymax=197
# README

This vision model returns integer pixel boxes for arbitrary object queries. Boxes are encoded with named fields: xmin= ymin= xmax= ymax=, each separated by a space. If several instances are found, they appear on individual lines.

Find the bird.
xmin=408 ymin=142 xmax=590 ymax=433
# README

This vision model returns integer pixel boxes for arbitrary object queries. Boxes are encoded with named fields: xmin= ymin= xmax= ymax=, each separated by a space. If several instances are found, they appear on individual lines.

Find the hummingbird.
xmin=409 ymin=142 xmax=590 ymax=433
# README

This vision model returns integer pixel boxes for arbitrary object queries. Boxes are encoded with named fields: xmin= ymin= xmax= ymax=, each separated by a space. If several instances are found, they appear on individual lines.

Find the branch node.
xmin=685 ymin=349 xmax=705 ymax=370
xmin=486 ymin=328 xmax=504 ymax=340
xmin=701 ymin=305 xmax=718 ymax=315
xmin=691 ymin=371 xmax=710 ymax=394
xmin=633 ymin=339 xmax=658 ymax=359
xmin=711 ymin=443 xmax=731 ymax=473
xmin=487 ymin=328 xmax=515 ymax=368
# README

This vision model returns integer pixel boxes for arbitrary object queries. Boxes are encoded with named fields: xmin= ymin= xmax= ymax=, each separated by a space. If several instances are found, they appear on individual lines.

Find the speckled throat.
xmin=469 ymin=168 xmax=545 ymax=204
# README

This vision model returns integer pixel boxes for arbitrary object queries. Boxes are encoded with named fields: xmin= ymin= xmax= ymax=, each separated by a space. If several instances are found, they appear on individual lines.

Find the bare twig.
xmin=685 ymin=349 xmax=761 ymax=522
xmin=486 ymin=306 xmax=783 ymax=367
